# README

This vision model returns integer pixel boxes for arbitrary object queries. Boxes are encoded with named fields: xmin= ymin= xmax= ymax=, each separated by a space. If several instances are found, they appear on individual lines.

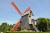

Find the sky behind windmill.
xmin=0 ymin=0 xmax=50 ymax=24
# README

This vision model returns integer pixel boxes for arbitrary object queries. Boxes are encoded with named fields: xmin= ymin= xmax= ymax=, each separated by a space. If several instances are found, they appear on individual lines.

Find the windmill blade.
xmin=11 ymin=2 xmax=22 ymax=16
xmin=24 ymin=7 xmax=30 ymax=14
xmin=11 ymin=21 xmax=21 ymax=32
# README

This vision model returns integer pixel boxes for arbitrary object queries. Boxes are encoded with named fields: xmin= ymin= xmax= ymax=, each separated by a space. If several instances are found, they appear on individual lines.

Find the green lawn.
xmin=3 ymin=32 xmax=50 ymax=33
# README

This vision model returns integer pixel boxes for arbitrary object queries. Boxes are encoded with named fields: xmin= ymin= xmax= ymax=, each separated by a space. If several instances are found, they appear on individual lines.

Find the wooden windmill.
xmin=11 ymin=2 xmax=33 ymax=32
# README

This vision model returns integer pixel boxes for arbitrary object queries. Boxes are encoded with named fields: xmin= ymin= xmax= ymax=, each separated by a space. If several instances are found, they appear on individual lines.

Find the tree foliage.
xmin=37 ymin=18 xmax=50 ymax=32
xmin=0 ymin=22 xmax=13 ymax=32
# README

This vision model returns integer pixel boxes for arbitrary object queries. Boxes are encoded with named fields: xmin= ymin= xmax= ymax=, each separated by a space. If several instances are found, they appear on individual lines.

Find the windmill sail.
xmin=24 ymin=7 xmax=30 ymax=14
xmin=11 ymin=2 xmax=22 ymax=16
xmin=11 ymin=21 xmax=20 ymax=32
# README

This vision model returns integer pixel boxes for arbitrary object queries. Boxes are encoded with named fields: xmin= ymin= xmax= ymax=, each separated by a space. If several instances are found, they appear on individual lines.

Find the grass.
xmin=3 ymin=32 xmax=50 ymax=33
xmin=1 ymin=29 xmax=50 ymax=33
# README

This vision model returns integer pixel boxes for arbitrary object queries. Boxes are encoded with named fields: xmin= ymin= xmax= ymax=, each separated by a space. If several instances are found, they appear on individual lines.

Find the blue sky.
xmin=0 ymin=0 xmax=50 ymax=24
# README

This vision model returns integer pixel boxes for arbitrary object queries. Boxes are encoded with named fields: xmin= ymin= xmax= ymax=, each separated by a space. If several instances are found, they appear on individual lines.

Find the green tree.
xmin=0 ymin=22 xmax=8 ymax=32
xmin=47 ymin=18 xmax=50 ymax=31
xmin=0 ymin=22 xmax=13 ymax=32
xmin=37 ymin=18 xmax=48 ymax=32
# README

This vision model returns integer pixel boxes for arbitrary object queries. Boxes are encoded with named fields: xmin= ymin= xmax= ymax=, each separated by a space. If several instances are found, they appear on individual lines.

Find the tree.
xmin=47 ymin=18 xmax=50 ymax=31
xmin=37 ymin=18 xmax=48 ymax=32
xmin=0 ymin=22 xmax=13 ymax=32
xmin=0 ymin=22 xmax=8 ymax=32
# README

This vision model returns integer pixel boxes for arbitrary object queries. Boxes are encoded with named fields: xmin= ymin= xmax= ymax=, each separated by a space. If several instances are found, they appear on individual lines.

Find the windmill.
xmin=11 ymin=2 xmax=33 ymax=32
